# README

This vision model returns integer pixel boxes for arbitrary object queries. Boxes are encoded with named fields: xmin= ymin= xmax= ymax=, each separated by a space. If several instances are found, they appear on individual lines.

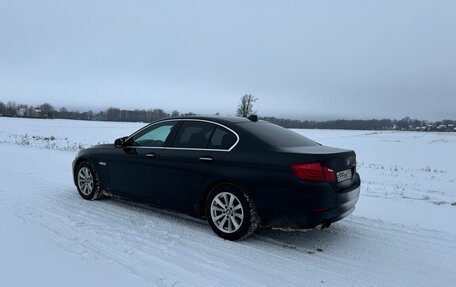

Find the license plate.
xmin=337 ymin=169 xmax=352 ymax=182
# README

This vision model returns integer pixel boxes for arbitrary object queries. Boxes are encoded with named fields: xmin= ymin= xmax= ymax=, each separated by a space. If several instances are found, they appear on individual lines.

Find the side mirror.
xmin=114 ymin=136 xmax=129 ymax=148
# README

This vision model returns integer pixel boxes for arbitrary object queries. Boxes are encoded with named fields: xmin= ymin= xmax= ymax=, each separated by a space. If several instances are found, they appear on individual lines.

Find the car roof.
xmin=163 ymin=115 xmax=254 ymax=125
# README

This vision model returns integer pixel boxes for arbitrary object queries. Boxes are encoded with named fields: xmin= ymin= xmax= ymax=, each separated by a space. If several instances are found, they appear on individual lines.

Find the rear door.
xmin=156 ymin=120 xmax=238 ymax=213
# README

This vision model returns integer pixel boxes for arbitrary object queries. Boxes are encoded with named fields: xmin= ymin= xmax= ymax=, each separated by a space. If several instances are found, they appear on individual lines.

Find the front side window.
xmin=132 ymin=121 xmax=176 ymax=147
xmin=173 ymin=121 xmax=215 ymax=148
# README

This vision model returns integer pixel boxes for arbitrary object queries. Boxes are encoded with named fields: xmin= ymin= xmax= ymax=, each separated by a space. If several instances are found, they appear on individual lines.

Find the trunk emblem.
xmin=346 ymin=159 xmax=350 ymax=166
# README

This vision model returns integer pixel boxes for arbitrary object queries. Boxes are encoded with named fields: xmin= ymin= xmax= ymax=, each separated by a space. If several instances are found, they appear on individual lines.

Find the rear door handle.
xmin=199 ymin=156 xmax=213 ymax=162
xmin=145 ymin=153 xmax=158 ymax=159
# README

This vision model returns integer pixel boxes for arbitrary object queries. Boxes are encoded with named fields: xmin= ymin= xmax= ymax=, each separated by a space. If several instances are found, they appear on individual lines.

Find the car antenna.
xmin=248 ymin=114 xmax=258 ymax=122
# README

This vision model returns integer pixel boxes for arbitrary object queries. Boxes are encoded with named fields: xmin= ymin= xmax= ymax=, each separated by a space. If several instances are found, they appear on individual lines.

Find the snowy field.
xmin=1 ymin=117 xmax=455 ymax=286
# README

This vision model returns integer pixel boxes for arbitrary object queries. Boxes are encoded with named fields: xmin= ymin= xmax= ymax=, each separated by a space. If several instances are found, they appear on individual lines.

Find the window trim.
xmin=124 ymin=119 xmax=240 ymax=152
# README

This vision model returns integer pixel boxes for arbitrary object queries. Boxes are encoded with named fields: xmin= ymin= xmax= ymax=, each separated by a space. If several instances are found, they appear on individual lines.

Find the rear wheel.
xmin=206 ymin=184 xmax=259 ymax=240
xmin=76 ymin=161 xmax=103 ymax=200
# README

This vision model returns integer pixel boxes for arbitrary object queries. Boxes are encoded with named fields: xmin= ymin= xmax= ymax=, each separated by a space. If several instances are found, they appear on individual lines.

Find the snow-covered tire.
xmin=205 ymin=184 xmax=259 ymax=241
xmin=75 ymin=161 xmax=103 ymax=200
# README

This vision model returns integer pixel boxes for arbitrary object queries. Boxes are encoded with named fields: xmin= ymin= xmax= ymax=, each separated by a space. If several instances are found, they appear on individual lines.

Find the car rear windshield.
xmin=239 ymin=122 xmax=319 ymax=147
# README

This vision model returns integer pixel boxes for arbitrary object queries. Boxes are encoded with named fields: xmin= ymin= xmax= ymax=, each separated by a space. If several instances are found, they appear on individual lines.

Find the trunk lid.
xmin=282 ymin=145 xmax=357 ymax=190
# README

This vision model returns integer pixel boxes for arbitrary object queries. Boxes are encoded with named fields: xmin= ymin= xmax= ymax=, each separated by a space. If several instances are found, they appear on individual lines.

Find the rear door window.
xmin=173 ymin=121 xmax=215 ymax=148
xmin=209 ymin=127 xmax=237 ymax=150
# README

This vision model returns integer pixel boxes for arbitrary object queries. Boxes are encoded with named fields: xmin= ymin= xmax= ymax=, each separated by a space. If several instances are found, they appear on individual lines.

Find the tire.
xmin=75 ymin=161 xmax=103 ymax=200
xmin=205 ymin=184 xmax=259 ymax=241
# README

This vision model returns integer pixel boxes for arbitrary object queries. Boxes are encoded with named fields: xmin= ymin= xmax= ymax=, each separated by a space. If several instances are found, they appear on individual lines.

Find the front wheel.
xmin=76 ymin=161 xmax=103 ymax=200
xmin=206 ymin=184 xmax=259 ymax=240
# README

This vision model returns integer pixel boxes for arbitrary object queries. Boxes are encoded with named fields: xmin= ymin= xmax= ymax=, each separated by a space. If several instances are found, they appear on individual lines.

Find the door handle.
xmin=198 ymin=156 xmax=213 ymax=162
xmin=145 ymin=153 xmax=157 ymax=159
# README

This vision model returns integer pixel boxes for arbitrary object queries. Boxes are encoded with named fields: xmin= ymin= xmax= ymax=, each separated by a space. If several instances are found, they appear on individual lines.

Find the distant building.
xmin=17 ymin=108 xmax=26 ymax=117
xmin=437 ymin=125 xmax=447 ymax=131
xmin=33 ymin=109 xmax=42 ymax=118
xmin=426 ymin=124 xmax=434 ymax=131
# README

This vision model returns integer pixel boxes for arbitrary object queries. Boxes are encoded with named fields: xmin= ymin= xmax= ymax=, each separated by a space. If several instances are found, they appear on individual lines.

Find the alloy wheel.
xmin=210 ymin=192 xmax=244 ymax=233
xmin=77 ymin=167 xmax=94 ymax=195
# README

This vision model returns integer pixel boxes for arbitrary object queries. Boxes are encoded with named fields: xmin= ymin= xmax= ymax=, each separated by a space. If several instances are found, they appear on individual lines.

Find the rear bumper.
xmin=252 ymin=176 xmax=361 ymax=229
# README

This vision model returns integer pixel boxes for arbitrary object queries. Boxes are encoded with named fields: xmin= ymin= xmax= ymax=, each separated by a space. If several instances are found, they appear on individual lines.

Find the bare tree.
xmin=106 ymin=107 xmax=121 ymax=121
xmin=5 ymin=101 xmax=16 ymax=116
xmin=58 ymin=107 xmax=68 ymax=118
xmin=0 ymin=101 xmax=6 ymax=115
xmin=236 ymin=94 xmax=257 ymax=117
xmin=171 ymin=110 xmax=180 ymax=117
xmin=40 ymin=103 xmax=55 ymax=118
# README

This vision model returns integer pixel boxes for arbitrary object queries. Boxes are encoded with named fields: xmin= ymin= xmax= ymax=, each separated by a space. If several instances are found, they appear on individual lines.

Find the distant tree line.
xmin=0 ymin=100 xmax=454 ymax=132
xmin=0 ymin=101 xmax=193 ymax=122
xmin=261 ymin=116 xmax=456 ymax=132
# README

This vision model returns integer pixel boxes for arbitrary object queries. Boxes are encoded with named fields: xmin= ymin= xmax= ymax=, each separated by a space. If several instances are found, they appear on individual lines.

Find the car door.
xmin=107 ymin=120 xmax=179 ymax=202
xmin=156 ymin=120 xmax=238 ymax=214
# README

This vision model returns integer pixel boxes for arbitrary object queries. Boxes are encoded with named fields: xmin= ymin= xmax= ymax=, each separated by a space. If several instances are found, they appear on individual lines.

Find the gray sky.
xmin=1 ymin=0 xmax=455 ymax=120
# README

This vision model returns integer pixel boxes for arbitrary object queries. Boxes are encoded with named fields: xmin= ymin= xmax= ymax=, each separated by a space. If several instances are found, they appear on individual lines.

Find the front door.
xmin=107 ymin=120 xmax=179 ymax=202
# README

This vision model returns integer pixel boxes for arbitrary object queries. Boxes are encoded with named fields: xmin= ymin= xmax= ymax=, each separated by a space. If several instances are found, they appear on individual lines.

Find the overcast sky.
xmin=0 ymin=0 xmax=455 ymax=120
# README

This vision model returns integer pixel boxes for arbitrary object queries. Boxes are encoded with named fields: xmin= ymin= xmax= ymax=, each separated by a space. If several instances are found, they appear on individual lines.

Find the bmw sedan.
xmin=72 ymin=116 xmax=360 ymax=240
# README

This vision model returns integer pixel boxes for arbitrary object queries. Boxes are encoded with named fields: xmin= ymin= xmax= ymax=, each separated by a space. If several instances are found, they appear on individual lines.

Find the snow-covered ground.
xmin=1 ymin=117 xmax=455 ymax=286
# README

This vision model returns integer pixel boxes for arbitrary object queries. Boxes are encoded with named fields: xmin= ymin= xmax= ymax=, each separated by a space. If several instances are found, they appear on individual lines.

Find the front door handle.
xmin=198 ymin=156 xmax=213 ymax=162
xmin=145 ymin=153 xmax=157 ymax=159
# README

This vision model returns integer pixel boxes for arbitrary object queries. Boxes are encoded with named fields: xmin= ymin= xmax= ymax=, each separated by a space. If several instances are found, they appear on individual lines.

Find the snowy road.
xmin=1 ymin=142 xmax=455 ymax=287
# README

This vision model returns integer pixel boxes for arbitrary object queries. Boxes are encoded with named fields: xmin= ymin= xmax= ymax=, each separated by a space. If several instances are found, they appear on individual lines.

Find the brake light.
xmin=291 ymin=163 xmax=335 ymax=182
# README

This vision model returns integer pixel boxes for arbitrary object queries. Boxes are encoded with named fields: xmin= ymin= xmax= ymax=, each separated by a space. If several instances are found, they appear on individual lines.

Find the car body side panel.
xmin=155 ymin=149 xmax=228 ymax=215
xmin=106 ymin=147 xmax=167 ymax=202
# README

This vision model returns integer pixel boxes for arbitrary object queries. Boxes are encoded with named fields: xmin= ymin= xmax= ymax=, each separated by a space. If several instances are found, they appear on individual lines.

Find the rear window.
xmin=239 ymin=122 xmax=319 ymax=147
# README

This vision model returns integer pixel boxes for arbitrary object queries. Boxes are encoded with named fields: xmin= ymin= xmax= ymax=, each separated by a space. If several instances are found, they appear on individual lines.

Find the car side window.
xmin=173 ymin=121 xmax=215 ymax=148
xmin=209 ymin=127 xmax=237 ymax=150
xmin=132 ymin=122 xmax=176 ymax=147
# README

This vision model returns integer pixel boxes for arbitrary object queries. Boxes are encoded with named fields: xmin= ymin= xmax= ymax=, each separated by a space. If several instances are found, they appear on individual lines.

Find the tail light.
xmin=291 ymin=163 xmax=335 ymax=182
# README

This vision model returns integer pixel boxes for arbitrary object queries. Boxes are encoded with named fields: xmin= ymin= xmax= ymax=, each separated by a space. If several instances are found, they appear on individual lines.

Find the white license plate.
xmin=337 ymin=169 xmax=352 ymax=182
